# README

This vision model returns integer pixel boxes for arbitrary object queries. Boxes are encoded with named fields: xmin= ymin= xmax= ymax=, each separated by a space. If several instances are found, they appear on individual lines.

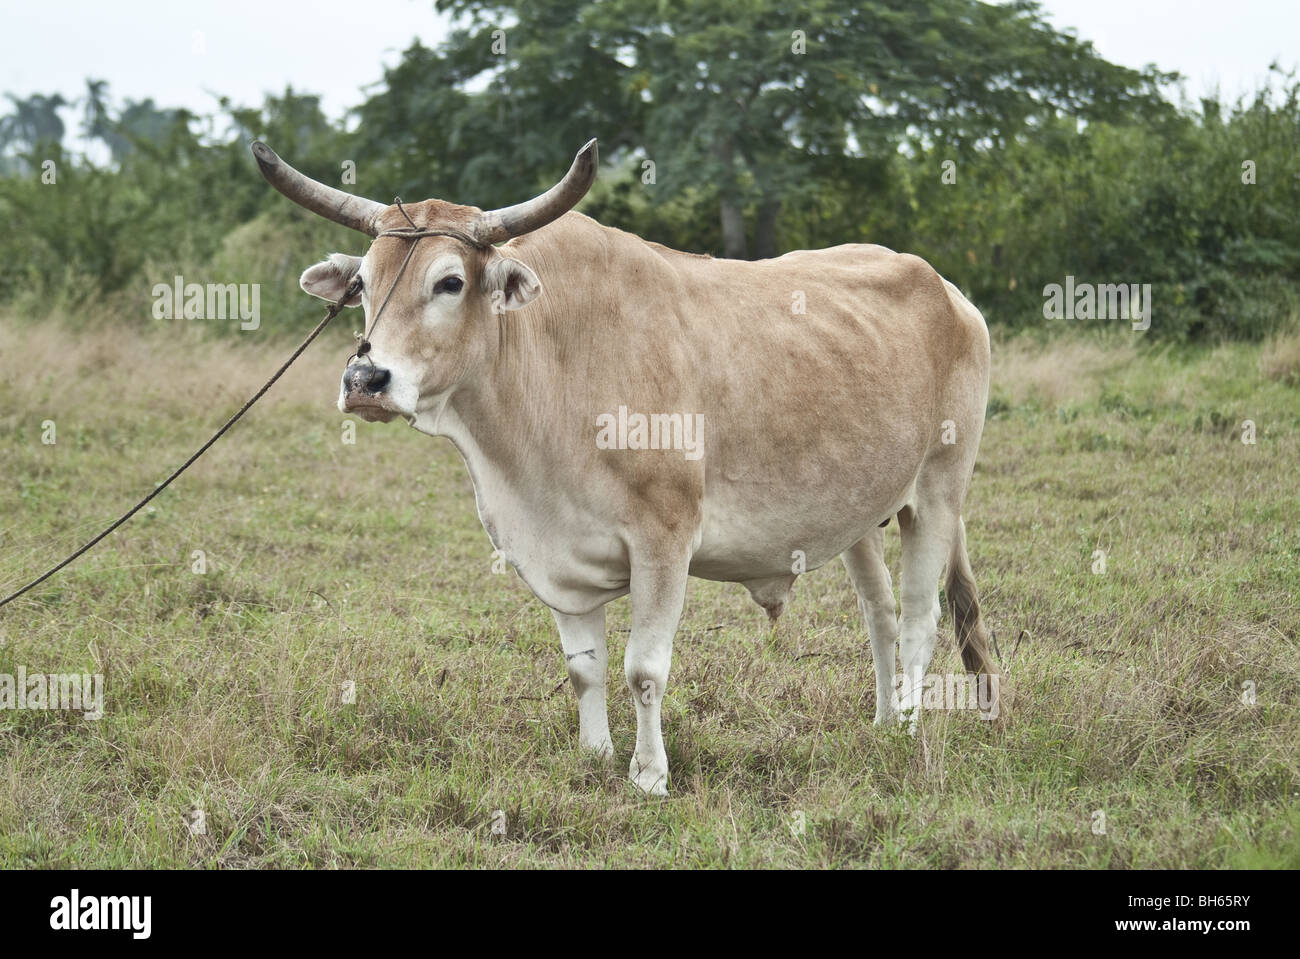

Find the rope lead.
xmin=0 ymin=275 xmax=361 ymax=611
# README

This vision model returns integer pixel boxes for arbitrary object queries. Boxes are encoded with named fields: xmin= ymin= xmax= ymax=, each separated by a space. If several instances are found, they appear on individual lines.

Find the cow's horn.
xmin=472 ymin=138 xmax=598 ymax=245
xmin=251 ymin=141 xmax=386 ymax=236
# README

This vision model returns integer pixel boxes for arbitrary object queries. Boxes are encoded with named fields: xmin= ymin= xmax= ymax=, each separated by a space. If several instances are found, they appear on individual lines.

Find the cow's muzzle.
xmin=340 ymin=362 xmax=398 ymax=421
xmin=343 ymin=363 xmax=390 ymax=395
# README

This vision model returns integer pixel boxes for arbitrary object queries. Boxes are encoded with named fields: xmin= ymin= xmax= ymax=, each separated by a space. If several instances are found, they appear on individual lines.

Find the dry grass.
xmin=13 ymin=304 xmax=341 ymax=420
xmin=1 ymin=314 xmax=1298 ymax=868
xmin=990 ymin=333 xmax=1138 ymax=407
xmin=1260 ymin=326 xmax=1300 ymax=386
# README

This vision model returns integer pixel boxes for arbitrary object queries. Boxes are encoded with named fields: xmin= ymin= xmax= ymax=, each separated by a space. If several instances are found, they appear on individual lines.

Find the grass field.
xmin=1 ymin=314 xmax=1298 ymax=868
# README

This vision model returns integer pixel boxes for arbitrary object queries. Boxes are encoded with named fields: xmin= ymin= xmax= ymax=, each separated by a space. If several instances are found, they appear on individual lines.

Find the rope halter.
xmin=349 ymin=197 xmax=491 ymax=364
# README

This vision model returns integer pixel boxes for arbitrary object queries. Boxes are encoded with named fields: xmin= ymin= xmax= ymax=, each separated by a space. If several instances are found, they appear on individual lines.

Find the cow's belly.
xmin=689 ymin=477 xmax=912 ymax=581
xmin=439 ymin=406 xmax=925 ymax=608
xmin=473 ymin=446 xmax=922 ymax=600
xmin=682 ymin=343 xmax=936 ymax=581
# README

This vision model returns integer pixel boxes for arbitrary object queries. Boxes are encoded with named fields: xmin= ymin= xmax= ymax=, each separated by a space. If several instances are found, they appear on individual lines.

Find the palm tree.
xmin=80 ymin=79 xmax=134 ymax=163
xmin=0 ymin=92 xmax=69 ymax=153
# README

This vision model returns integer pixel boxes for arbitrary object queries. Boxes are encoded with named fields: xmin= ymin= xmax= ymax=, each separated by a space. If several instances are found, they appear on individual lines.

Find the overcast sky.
xmin=3 ymin=0 xmax=1295 ymax=136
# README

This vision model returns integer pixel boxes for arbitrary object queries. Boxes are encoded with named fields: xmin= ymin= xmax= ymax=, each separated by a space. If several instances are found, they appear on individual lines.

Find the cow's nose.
xmin=343 ymin=364 xmax=391 ymax=395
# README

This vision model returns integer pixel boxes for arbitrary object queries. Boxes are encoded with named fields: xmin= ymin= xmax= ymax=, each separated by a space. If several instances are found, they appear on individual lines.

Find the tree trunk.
xmin=720 ymin=198 xmax=748 ymax=259
xmin=754 ymin=195 xmax=781 ymax=259
xmin=714 ymin=137 xmax=748 ymax=259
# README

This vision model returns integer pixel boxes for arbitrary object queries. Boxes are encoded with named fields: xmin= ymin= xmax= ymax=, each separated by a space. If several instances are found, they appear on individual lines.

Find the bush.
xmin=2 ymin=73 xmax=1298 ymax=342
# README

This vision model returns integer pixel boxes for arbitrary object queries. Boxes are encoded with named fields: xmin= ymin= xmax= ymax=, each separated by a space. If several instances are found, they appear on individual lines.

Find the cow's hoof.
xmin=582 ymin=738 xmax=615 ymax=760
xmin=629 ymin=776 xmax=669 ymax=797
xmin=874 ymin=698 xmax=900 ymax=725
xmin=628 ymin=759 xmax=669 ymax=796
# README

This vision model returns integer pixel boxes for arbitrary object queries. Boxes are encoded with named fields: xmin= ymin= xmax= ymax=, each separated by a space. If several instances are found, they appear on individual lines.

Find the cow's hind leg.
xmin=842 ymin=528 xmax=899 ymax=724
xmin=896 ymin=486 xmax=1000 ymax=729
xmin=895 ymin=497 xmax=956 ymax=731
xmin=552 ymin=607 xmax=613 ymax=758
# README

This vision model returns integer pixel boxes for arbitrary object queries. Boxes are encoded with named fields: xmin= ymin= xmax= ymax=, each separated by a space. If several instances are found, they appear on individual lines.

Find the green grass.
xmin=0 ymin=317 xmax=1297 ymax=868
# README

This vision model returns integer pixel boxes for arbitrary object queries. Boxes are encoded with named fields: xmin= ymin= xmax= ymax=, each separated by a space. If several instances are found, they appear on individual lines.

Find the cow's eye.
xmin=435 ymin=276 xmax=464 ymax=294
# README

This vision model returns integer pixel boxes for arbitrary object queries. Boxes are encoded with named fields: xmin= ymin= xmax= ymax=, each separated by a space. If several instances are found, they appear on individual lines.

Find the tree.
xmin=0 ymin=92 xmax=69 ymax=161
xmin=116 ymin=98 xmax=184 ymax=147
xmin=80 ymin=79 xmax=137 ymax=164
xmin=416 ymin=0 xmax=1174 ymax=258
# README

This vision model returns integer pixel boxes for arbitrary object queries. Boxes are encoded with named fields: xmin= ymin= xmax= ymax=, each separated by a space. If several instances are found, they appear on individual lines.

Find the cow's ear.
xmin=484 ymin=256 xmax=542 ymax=311
xmin=300 ymin=253 xmax=363 ymax=306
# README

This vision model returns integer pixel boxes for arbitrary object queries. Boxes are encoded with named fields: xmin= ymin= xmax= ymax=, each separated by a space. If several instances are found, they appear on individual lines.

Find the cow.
xmin=251 ymin=138 xmax=1002 ymax=795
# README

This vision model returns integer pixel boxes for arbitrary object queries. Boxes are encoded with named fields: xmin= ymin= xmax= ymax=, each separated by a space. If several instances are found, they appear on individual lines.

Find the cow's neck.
xmin=409 ymin=309 xmax=569 ymax=527
xmin=414 ymin=213 xmax=684 ymax=530
xmin=432 ymin=215 xmax=631 ymax=478
xmin=415 ymin=330 xmax=579 ymax=579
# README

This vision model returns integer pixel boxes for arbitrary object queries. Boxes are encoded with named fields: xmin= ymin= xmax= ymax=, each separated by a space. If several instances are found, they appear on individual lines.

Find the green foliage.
xmin=0 ymin=5 xmax=1295 ymax=341
xmin=0 ymin=86 xmax=349 ymax=327
xmin=876 ymin=73 xmax=1300 ymax=340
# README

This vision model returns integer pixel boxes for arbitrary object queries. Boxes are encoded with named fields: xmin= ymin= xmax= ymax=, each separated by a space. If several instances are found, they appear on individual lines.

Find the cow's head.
xmin=251 ymin=139 xmax=597 ymax=426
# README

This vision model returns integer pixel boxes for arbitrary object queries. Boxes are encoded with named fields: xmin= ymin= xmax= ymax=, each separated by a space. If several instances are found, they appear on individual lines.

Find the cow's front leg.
xmin=552 ymin=607 xmax=613 ymax=758
xmin=625 ymin=560 xmax=689 ymax=796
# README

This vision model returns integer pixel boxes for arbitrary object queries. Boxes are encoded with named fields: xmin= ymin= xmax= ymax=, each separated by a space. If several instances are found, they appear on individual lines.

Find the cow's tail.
xmin=945 ymin=517 xmax=1000 ymax=680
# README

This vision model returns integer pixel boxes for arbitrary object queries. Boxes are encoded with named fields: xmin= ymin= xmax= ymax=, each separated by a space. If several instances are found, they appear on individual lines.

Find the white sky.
xmin=2 ymin=0 xmax=1296 ymax=139
xmin=1038 ymin=0 xmax=1296 ymax=103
